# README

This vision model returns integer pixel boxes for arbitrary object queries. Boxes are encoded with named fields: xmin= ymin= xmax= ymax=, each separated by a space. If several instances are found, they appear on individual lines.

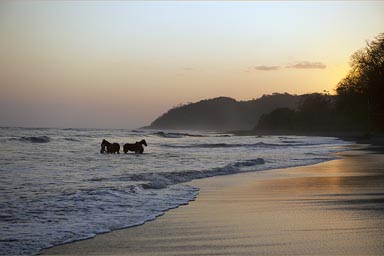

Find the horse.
xmin=100 ymin=139 xmax=120 ymax=154
xmin=123 ymin=139 xmax=147 ymax=154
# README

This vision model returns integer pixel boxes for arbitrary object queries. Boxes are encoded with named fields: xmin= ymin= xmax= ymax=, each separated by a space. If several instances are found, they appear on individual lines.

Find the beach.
xmin=42 ymin=148 xmax=384 ymax=255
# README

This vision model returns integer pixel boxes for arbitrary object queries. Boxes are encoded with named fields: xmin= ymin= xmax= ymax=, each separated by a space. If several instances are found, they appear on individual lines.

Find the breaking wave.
xmin=63 ymin=137 xmax=81 ymax=142
xmin=10 ymin=136 xmax=51 ymax=143
xmin=161 ymin=142 xmax=315 ymax=149
xmin=115 ymin=158 xmax=265 ymax=190
xmin=153 ymin=131 xmax=204 ymax=138
xmin=0 ymin=184 xmax=198 ymax=256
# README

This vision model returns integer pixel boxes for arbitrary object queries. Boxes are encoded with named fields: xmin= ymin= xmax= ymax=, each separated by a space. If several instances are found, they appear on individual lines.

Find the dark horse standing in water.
xmin=123 ymin=139 xmax=147 ymax=154
xmin=100 ymin=139 xmax=120 ymax=154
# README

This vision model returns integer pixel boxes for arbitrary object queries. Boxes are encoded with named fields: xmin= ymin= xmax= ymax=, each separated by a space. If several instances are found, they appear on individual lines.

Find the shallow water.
xmin=0 ymin=127 xmax=353 ymax=255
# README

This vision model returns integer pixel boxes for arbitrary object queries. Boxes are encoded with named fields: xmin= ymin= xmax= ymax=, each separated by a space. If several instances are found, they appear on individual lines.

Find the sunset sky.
xmin=1 ymin=1 xmax=383 ymax=129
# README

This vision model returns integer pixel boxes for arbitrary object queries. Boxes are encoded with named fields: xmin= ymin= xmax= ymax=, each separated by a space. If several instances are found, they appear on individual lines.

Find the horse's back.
xmin=123 ymin=143 xmax=133 ymax=153
xmin=123 ymin=142 xmax=144 ymax=154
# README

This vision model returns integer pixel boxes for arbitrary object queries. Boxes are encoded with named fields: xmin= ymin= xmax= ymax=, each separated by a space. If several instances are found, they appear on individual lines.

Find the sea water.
xmin=0 ymin=127 xmax=353 ymax=255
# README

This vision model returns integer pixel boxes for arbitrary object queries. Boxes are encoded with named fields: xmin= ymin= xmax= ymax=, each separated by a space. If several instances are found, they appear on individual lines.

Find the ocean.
xmin=0 ymin=127 xmax=353 ymax=255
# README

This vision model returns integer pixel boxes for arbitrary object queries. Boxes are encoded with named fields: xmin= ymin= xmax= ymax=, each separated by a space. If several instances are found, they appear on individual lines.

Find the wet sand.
xmin=42 ymin=149 xmax=384 ymax=255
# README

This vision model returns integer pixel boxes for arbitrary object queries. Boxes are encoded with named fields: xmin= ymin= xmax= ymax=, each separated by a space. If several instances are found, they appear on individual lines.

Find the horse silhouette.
xmin=100 ymin=139 xmax=120 ymax=154
xmin=123 ymin=139 xmax=147 ymax=154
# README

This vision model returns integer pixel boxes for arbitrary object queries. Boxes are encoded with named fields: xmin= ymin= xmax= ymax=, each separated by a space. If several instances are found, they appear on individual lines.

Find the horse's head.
xmin=101 ymin=139 xmax=111 ymax=146
xmin=100 ymin=139 xmax=108 ymax=153
xmin=140 ymin=139 xmax=147 ymax=147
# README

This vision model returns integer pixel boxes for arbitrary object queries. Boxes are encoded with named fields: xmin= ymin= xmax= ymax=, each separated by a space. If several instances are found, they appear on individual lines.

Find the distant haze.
xmin=0 ymin=1 xmax=383 ymax=129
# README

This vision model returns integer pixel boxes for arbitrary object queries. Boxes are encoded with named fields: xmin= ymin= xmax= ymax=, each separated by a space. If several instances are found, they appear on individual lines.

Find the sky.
xmin=0 ymin=1 xmax=383 ymax=129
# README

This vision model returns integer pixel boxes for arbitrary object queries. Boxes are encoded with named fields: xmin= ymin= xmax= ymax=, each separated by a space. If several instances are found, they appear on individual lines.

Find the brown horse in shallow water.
xmin=123 ymin=139 xmax=147 ymax=154
xmin=100 ymin=139 xmax=120 ymax=154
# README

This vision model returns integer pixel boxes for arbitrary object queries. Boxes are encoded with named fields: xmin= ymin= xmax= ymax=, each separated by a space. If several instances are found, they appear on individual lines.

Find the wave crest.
xmin=153 ymin=131 xmax=204 ymax=138
xmin=161 ymin=141 xmax=316 ymax=149
xmin=122 ymin=158 xmax=265 ymax=190
xmin=10 ymin=136 xmax=51 ymax=143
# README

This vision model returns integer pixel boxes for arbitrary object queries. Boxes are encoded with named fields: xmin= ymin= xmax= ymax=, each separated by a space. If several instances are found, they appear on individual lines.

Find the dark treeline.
xmin=256 ymin=33 xmax=384 ymax=134
xmin=146 ymin=94 xmax=300 ymax=131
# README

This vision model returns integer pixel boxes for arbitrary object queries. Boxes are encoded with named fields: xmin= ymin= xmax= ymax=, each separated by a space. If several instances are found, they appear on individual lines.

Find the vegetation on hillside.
xmin=257 ymin=93 xmax=336 ymax=131
xmin=146 ymin=93 xmax=300 ymax=131
xmin=256 ymin=33 xmax=384 ymax=133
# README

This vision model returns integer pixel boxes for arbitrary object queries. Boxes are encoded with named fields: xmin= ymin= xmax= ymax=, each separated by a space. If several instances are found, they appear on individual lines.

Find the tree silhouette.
xmin=256 ymin=93 xmax=336 ymax=132
xmin=257 ymin=108 xmax=297 ymax=131
xmin=336 ymin=33 xmax=384 ymax=131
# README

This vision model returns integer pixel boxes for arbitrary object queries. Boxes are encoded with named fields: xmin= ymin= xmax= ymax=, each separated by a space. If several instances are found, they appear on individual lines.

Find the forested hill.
xmin=145 ymin=93 xmax=301 ymax=131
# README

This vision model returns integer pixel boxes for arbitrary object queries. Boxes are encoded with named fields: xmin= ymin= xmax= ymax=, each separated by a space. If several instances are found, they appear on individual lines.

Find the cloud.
xmin=248 ymin=61 xmax=327 ymax=73
xmin=286 ymin=61 xmax=326 ymax=69
xmin=253 ymin=65 xmax=282 ymax=71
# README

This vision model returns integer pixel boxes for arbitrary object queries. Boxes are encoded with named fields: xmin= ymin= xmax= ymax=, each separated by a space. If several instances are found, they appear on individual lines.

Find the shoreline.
xmin=231 ymin=130 xmax=384 ymax=146
xmin=232 ymin=130 xmax=384 ymax=155
xmin=42 ymin=147 xmax=384 ymax=255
